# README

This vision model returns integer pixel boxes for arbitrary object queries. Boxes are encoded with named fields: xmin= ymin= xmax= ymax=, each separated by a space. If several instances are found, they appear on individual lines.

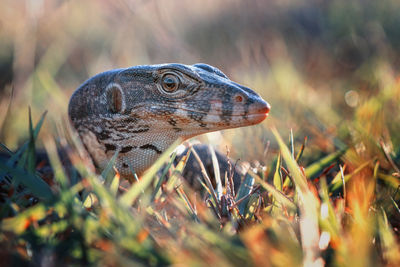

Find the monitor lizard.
xmin=68 ymin=63 xmax=270 ymax=180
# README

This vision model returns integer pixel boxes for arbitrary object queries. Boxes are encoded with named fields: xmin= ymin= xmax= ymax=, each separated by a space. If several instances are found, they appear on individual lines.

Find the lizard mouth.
xmin=244 ymin=113 xmax=268 ymax=124
xmin=177 ymin=100 xmax=270 ymax=127
xmin=134 ymin=100 xmax=270 ymax=127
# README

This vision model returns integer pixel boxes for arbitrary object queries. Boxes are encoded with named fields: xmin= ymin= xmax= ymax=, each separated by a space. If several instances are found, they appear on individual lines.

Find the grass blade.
xmin=151 ymin=151 xmax=177 ymax=202
xmin=17 ymin=110 xmax=47 ymax=170
xmin=0 ymin=162 xmax=53 ymax=201
xmin=102 ymin=150 xmax=119 ymax=186
xmin=251 ymin=172 xmax=296 ymax=212
xmin=235 ymin=173 xmax=254 ymax=215
xmin=329 ymin=160 xmax=371 ymax=192
xmin=209 ymin=145 xmax=223 ymax=200
xmin=119 ymin=139 xmax=182 ymax=206
xmin=273 ymin=153 xmax=282 ymax=191
xmin=295 ymin=136 xmax=307 ymax=162
xmin=305 ymin=149 xmax=346 ymax=179
xmin=272 ymin=127 xmax=321 ymax=266
xmin=27 ymin=107 xmax=36 ymax=174
xmin=191 ymin=146 xmax=220 ymax=212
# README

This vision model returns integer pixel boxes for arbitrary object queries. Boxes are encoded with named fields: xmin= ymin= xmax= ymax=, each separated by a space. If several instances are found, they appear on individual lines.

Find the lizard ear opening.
xmin=106 ymin=83 xmax=125 ymax=113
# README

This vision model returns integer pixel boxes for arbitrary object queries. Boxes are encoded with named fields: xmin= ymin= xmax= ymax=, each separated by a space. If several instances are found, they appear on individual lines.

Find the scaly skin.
xmin=68 ymin=63 xmax=270 ymax=178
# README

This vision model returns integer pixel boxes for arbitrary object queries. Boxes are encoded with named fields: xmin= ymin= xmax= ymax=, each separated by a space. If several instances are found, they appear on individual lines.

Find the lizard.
xmin=68 ymin=63 xmax=270 ymax=181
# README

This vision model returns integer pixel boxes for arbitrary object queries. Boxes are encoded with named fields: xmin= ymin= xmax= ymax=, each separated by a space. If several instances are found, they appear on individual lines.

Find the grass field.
xmin=1 ymin=0 xmax=400 ymax=266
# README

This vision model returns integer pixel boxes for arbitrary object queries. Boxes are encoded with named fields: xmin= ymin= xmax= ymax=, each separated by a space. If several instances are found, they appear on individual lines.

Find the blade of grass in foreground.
xmin=27 ymin=107 xmax=36 ymax=174
xmin=272 ymin=127 xmax=322 ymax=267
xmin=43 ymin=136 xmax=69 ymax=189
xmin=209 ymin=145 xmax=223 ymax=200
xmin=16 ymin=110 xmax=47 ymax=170
xmin=296 ymin=136 xmax=307 ymax=162
xmin=102 ymin=150 xmax=119 ymax=186
xmin=329 ymin=160 xmax=371 ymax=192
xmin=119 ymin=139 xmax=182 ymax=206
xmin=273 ymin=153 xmax=282 ymax=191
xmin=176 ymin=185 xmax=200 ymax=222
xmin=191 ymin=146 xmax=220 ymax=212
xmin=377 ymin=208 xmax=400 ymax=264
xmin=2 ymin=203 xmax=47 ymax=234
xmin=235 ymin=173 xmax=255 ymax=215
xmin=251 ymin=172 xmax=296 ymax=212
xmin=0 ymin=162 xmax=53 ymax=201
xmin=305 ymin=148 xmax=346 ymax=179
xmin=151 ymin=151 xmax=177 ymax=202
xmin=0 ymin=143 xmax=13 ymax=155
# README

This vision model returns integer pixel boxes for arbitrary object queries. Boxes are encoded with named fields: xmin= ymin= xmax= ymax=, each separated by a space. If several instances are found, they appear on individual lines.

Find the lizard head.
xmin=68 ymin=63 xmax=270 ymax=177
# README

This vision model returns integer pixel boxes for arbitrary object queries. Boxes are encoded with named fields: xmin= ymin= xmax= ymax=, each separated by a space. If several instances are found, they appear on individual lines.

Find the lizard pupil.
xmin=161 ymin=74 xmax=179 ymax=92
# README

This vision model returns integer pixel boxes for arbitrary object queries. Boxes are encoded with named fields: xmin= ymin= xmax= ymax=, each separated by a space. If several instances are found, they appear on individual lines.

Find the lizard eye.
xmin=161 ymin=74 xmax=180 ymax=92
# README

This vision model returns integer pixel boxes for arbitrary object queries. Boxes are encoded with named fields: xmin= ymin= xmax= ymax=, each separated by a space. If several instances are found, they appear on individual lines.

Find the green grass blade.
xmin=27 ymin=107 xmax=36 ymax=174
xmin=329 ymin=161 xmax=371 ymax=192
xmin=102 ymin=150 xmax=119 ymax=186
xmin=17 ymin=110 xmax=47 ymax=170
xmin=378 ymin=172 xmax=400 ymax=189
xmin=251 ymin=172 xmax=297 ymax=212
xmin=0 ymin=162 xmax=53 ymax=201
xmin=273 ymin=153 xmax=282 ymax=191
xmin=290 ymin=128 xmax=295 ymax=159
xmin=305 ymin=149 xmax=346 ymax=179
xmin=43 ymin=137 xmax=69 ymax=189
xmin=166 ymin=148 xmax=191 ymax=192
xmin=151 ymin=151 xmax=176 ymax=202
xmin=191 ymin=146 xmax=220 ymax=211
xmin=2 ymin=203 xmax=47 ymax=234
xmin=32 ymin=110 xmax=48 ymax=140
xmin=119 ymin=139 xmax=182 ymax=206
xmin=377 ymin=208 xmax=400 ymax=264
xmin=110 ymin=173 xmax=121 ymax=197
xmin=272 ymin=128 xmax=308 ymax=192
xmin=176 ymin=185 xmax=200 ymax=222
xmin=272 ymin=128 xmax=320 ymax=266
xmin=243 ymin=193 xmax=260 ymax=220
xmin=209 ymin=145 xmax=223 ymax=200
xmin=0 ymin=142 xmax=12 ymax=155
xmin=295 ymin=136 xmax=307 ymax=162
xmin=235 ymin=173 xmax=254 ymax=215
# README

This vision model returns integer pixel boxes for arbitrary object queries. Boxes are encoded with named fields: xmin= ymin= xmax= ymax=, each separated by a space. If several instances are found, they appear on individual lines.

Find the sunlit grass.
xmin=2 ymin=81 xmax=400 ymax=265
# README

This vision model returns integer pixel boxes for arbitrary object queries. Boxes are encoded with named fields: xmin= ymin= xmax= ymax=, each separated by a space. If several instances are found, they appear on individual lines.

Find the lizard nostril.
xmin=234 ymin=94 xmax=244 ymax=103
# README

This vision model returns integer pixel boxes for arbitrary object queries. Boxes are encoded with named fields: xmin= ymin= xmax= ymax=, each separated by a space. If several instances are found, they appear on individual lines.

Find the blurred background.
xmin=0 ymin=0 xmax=399 ymax=165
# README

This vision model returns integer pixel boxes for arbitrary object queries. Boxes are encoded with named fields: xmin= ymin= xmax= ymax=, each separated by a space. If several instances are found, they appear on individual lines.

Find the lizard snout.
xmin=254 ymin=99 xmax=271 ymax=115
xmin=241 ymin=97 xmax=271 ymax=125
